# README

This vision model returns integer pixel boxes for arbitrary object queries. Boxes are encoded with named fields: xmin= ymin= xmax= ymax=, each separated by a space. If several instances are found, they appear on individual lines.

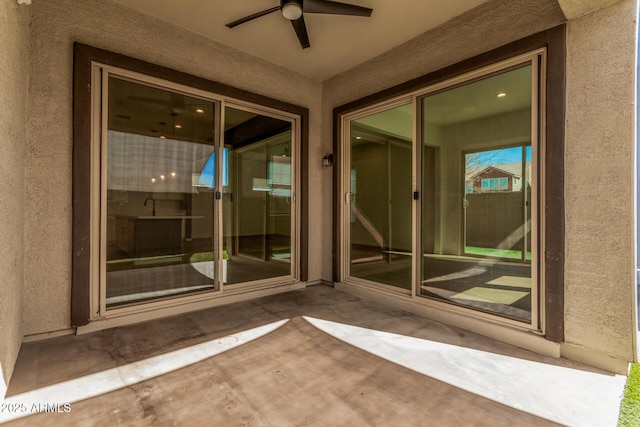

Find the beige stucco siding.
xmin=324 ymin=0 xmax=638 ymax=363
xmin=0 ymin=0 xmax=29 ymax=396
xmin=321 ymin=0 xmax=566 ymax=283
xmin=15 ymin=0 xmax=640 ymax=367
xmin=24 ymin=0 xmax=323 ymax=335
xmin=564 ymin=0 xmax=637 ymax=360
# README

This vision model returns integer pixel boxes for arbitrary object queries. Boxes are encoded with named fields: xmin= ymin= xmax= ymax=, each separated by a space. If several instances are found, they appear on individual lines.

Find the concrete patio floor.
xmin=2 ymin=285 xmax=627 ymax=426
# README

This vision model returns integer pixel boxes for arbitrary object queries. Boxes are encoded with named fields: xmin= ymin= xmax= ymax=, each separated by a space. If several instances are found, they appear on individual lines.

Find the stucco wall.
xmin=321 ymin=0 xmax=566 ymax=282
xmin=323 ymin=0 xmax=638 ymax=363
xmin=564 ymin=0 xmax=637 ymax=360
xmin=24 ymin=0 xmax=323 ymax=335
xmin=0 ymin=0 xmax=29 ymax=397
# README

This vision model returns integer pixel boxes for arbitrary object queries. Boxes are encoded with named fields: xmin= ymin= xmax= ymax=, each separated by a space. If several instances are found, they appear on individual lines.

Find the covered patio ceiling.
xmin=110 ymin=0 xmax=490 ymax=80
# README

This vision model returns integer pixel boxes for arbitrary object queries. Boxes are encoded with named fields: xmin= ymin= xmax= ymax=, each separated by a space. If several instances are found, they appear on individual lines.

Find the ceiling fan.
xmin=226 ymin=0 xmax=373 ymax=49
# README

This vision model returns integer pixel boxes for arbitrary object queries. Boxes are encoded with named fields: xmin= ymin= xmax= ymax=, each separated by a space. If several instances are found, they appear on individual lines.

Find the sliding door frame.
xmin=73 ymin=43 xmax=308 ymax=326
xmin=413 ymin=50 xmax=543 ymax=330
xmin=339 ymin=95 xmax=414 ymax=296
xmin=224 ymin=101 xmax=300 ymax=289
xmin=333 ymin=25 xmax=565 ymax=341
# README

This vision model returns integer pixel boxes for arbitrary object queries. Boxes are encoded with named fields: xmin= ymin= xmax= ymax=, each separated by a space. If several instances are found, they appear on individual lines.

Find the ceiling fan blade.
xmin=226 ymin=6 xmax=281 ymax=28
xmin=303 ymin=0 xmax=372 ymax=17
xmin=290 ymin=15 xmax=310 ymax=49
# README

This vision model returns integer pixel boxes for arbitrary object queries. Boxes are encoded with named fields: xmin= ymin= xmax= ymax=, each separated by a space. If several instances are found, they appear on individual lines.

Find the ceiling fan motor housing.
xmin=281 ymin=0 xmax=303 ymax=21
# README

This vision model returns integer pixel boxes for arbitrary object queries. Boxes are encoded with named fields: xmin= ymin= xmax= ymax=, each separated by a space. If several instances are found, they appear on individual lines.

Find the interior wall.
xmin=563 ymin=0 xmax=638 ymax=361
xmin=24 ymin=0 xmax=323 ymax=336
xmin=0 ymin=0 xmax=29 ymax=398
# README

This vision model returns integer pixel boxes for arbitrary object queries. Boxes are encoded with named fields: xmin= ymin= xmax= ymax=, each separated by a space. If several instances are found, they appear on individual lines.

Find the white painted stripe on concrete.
xmin=0 ymin=319 xmax=289 ymax=423
xmin=303 ymin=316 xmax=626 ymax=427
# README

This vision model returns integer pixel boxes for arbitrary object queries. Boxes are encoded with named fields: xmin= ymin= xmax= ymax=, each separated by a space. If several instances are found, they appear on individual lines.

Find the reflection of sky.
xmin=198 ymin=148 xmax=229 ymax=188
xmin=467 ymin=146 xmax=532 ymax=167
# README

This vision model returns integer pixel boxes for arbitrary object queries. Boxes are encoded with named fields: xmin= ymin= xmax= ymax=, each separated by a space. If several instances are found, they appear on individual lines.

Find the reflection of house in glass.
xmin=466 ymin=163 xmax=523 ymax=193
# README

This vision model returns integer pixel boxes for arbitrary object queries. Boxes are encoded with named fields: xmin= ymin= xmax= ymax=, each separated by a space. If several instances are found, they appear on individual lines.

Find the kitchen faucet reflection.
xmin=143 ymin=197 xmax=156 ymax=216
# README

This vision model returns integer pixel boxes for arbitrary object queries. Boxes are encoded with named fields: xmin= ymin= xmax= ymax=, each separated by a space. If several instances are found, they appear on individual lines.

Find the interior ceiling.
xmin=352 ymin=65 xmax=532 ymax=140
xmin=111 ymin=0 xmax=491 ymax=81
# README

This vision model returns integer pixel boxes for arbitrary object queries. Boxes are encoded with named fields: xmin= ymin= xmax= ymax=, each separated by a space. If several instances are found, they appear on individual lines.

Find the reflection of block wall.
xmin=465 ymin=191 xmax=530 ymax=250
xmin=430 ymin=109 xmax=531 ymax=256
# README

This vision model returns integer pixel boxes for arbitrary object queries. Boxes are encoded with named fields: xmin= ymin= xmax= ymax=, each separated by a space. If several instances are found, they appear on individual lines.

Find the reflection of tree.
xmin=465 ymin=151 xmax=504 ymax=188
xmin=465 ymin=150 xmax=503 ymax=170
xmin=465 ymin=148 xmax=529 ymax=194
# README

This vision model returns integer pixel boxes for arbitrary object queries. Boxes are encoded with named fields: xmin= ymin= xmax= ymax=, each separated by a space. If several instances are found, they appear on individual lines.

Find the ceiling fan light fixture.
xmin=226 ymin=0 xmax=373 ymax=49
xmin=282 ymin=2 xmax=303 ymax=20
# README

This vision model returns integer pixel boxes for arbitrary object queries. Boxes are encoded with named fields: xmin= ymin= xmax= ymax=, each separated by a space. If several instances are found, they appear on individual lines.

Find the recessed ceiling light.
xmin=195 ymin=108 xmax=205 ymax=114
xmin=496 ymin=92 xmax=507 ymax=98
xmin=151 ymin=178 xmax=156 ymax=183
xmin=170 ymin=172 xmax=176 ymax=178
xmin=355 ymin=136 xmax=362 ymax=140
xmin=174 ymin=124 xmax=182 ymax=129
xmin=160 ymin=174 xmax=165 ymax=181
xmin=159 ymin=135 xmax=166 ymax=139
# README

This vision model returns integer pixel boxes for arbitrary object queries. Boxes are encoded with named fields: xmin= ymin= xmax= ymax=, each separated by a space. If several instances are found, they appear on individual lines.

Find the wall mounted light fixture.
xmin=322 ymin=153 xmax=334 ymax=168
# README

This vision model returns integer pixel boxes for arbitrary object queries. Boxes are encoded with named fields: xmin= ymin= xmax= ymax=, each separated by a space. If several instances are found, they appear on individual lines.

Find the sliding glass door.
xmin=95 ymin=67 xmax=299 ymax=314
xmin=420 ymin=64 xmax=537 ymax=323
xmin=223 ymin=106 xmax=295 ymax=285
xmin=343 ymin=101 xmax=413 ymax=291
xmin=340 ymin=52 xmax=542 ymax=327
xmin=105 ymin=77 xmax=218 ymax=307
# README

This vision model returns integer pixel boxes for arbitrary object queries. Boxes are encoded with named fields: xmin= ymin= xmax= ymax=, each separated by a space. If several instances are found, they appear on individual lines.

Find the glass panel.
xmin=223 ymin=106 xmax=293 ymax=284
xmin=105 ymin=77 xmax=217 ymax=307
xmin=348 ymin=103 xmax=413 ymax=290
xmin=420 ymin=65 xmax=534 ymax=322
